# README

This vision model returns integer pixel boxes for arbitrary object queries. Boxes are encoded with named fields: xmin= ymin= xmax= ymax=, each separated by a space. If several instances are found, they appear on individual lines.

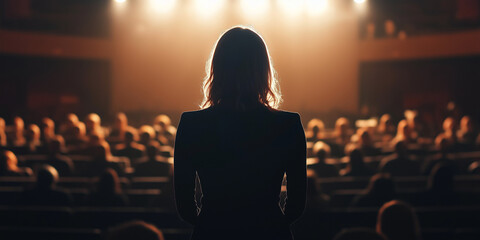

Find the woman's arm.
xmin=174 ymin=112 xmax=199 ymax=225
xmin=284 ymin=113 xmax=307 ymax=224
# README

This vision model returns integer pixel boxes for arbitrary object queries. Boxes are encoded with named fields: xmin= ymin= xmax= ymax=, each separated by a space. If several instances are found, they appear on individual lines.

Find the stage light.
xmin=278 ymin=0 xmax=304 ymax=17
xmin=354 ymin=0 xmax=366 ymax=3
xmin=194 ymin=0 xmax=225 ymax=17
xmin=241 ymin=0 xmax=270 ymax=17
xmin=148 ymin=0 xmax=176 ymax=14
xmin=114 ymin=0 xmax=126 ymax=3
xmin=306 ymin=0 xmax=328 ymax=16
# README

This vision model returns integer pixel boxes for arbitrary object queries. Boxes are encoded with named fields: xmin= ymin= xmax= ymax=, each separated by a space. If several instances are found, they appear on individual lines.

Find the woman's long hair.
xmin=201 ymin=26 xmax=281 ymax=110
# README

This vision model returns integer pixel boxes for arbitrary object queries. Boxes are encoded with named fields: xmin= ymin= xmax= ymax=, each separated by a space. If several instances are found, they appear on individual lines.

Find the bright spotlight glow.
xmin=194 ymin=0 xmax=225 ymax=17
xmin=278 ymin=0 xmax=304 ymax=17
xmin=114 ymin=0 xmax=126 ymax=3
xmin=148 ymin=0 xmax=176 ymax=14
xmin=306 ymin=0 xmax=328 ymax=16
xmin=241 ymin=0 xmax=269 ymax=17
xmin=354 ymin=0 xmax=366 ymax=3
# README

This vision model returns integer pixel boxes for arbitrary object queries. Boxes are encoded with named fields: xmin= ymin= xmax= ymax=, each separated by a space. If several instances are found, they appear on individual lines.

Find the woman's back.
xmin=174 ymin=105 xmax=306 ymax=238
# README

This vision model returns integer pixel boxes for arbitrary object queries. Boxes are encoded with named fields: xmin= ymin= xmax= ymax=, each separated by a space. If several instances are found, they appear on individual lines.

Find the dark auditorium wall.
xmin=0 ymin=54 xmax=111 ymax=123
xmin=359 ymin=55 xmax=480 ymax=127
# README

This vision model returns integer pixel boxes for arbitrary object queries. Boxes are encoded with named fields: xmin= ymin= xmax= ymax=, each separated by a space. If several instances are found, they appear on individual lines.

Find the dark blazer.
xmin=174 ymin=105 xmax=306 ymax=240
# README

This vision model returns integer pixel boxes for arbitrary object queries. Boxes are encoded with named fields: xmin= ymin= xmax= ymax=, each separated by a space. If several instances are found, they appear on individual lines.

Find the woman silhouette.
xmin=174 ymin=26 xmax=306 ymax=240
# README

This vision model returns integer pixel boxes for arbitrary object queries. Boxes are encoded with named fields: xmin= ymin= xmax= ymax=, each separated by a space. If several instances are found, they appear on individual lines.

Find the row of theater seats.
xmin=0 ymin=206 xmax=478 ymax=240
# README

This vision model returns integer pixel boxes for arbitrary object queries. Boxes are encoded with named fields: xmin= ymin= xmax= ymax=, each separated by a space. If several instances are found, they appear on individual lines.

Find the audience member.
xmin=20 ymin=165 xmax=72 ymax=206
xmin=309 ymin=141 xmax=339 ymax=178
xmin=65 ymin=122 xmax=88 ymax=151
xmin=376 ymin=200 xmax=422 ymax=240
xmin=340 ymin=148 xmax=375 ymax=177
xmin=377 ymin=114 xmax=396 ymax=142
xmin=85 ymin=113 xmax=104 ymax=136
xmin=456 ymin=115 xmax=477 ymax=151
xmin=88 ymin=168 xmax=128 ymax=207
xmin=305 ymin=118 xmax=325 ymax=142
xmin=90 ymin=142 xmax=125 ymax=177
xmin=139 ymin=125 xmax=158 ymax=149
xmin=153 ymin=114 xmax=176 ymax=147
xmin=134 ymin=144 xmax=171 ymax=177
xmin=334 ymin=228 xmax=386 ymax=240
xmin=435 ymin=117 xmax=458 ymax=152
xmin=351 ymin=173 xmax=395 ymax=208
xmin=59 ymin=113 xmax=80 ymax=141
xmin=406 ymin=111 xmax=433 ymax=144
xmin=417 ymin=163 xmax=457 ymax=206
xmin=469 ymin=160 xmax=480 ymax=174
xmin=46 ymin=135 xmax=74 ymax=176
xmin=8 ymin=116 xmax=26 ymax=147
xmin=107 ymin=221 xmax=164 ymax=240
xmin=18 ymin=124 xmax=43 ymax=154
xmin=379 ymin=141 xmax=420 ymax=176
xmin=40 ymin=117 xmax=56 ymax=144
xmin=391 ymin=120 xmax=415 ymax=146
xmin=114 ymin=129 xmax=145 ymax=163
xmin=0 ymin=117 xmax=6 ymax=147
xmin=356 ymin=128 xmax=381 ymax=156
xmin=422 ymin=136 xmax=455 ymax=176
xmin=0 ymin=150 xmax=33 ymax=176
xmin=107 ymin=112 xmax=131 ymax=144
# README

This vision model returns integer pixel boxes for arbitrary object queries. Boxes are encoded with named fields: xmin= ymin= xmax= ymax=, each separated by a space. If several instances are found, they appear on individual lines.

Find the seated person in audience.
xmin=88 ymin=168 xmax=128 ymax=207
xmin=340 ymin=148 xmax=375 ymax=177
xmin=305 ymin=118 xmax=325 ymax=142
xmin=16 ymin=124 xmax=44 ymax=154
xmin=356 ymin=128 xmax=381 ymax=156
xmin=305 ymin=170 xmax=330 ymax=211
xmin=308 ymin=141 xmax=339 ymax=178
xmin=327 ymin=117 xmax=353 ymax=157
xmin=377 ymin=114 xmax=396 ymax=143
xmin=85 ymin=113 xmax=105 ymax=136
xmin=107 ymin=220 xmax=165 ymax=240
xmin=114 ymin=129 xmax=145 ymax=163
xmin=47 ymin=135 xmax=74 ymax=177
xmin=422 ymin=136 xmax=455 ymax=176
xmin=0 ymin=150 xmax=33 ymax=176
xmin=20 ymin=165 xmax=72 ymax=206
xmin=65 ymin=122 xmax=88 ymax=151
xmin=406 ymin=111 xmax=433 ymax=144
xmin=469 ymin=160 xmax=480 ymax=174
xmin=376 ymin=200 xmax=421 ymax=240
xmin=70 ymin=130 xmax=105 ymax=155
xmin=391 ymin=120 xmax=416 ymax=146
xmin=90 ymin=142 xmax=125 ymax=177
xmin=351 ymin=173 xmax=395 ymax=208
xmin=59 ymin=113 xmax=80 ymax=141
xmin=107 ymin=112 xmax=132 ymax=144
xmin=333 ymin=228 xmax=386 ymax=240
xmin=417 ymin=163 xmax=458 ymax=206
xmin=40 ymin=117 xmax=56 ymax=145
xmin=134 ymin=144 xmax=171 ymax=177
xmin=379 ymin=141 xmax=420 ymax=176
xmin=8 ymin=116 xmax=26 ymax=147
xmin=153 ymin=114 xmax=176 ymax=147
xmin=456 ymin=115 xmax=478 ymax=151
xmin=139 ymin=125 xmax=158 ymax=149
xmin=435 ymin=117 xmax=458 ymax=152
xmin=0 ymin=117 xmax=6 ymax=147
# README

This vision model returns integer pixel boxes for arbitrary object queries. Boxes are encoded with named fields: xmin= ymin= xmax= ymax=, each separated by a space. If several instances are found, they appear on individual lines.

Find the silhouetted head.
xmin=358 ymin=128 xmax=373 ymax=147
xmin=348 ymin=148 xmax=365 ymax=170
xmin=85 ymin=113 xmax=101 ymax=132
xmin=73 ymin=122 xmax=86 ymax=138
xmin=307 ymin=118 xmax=325 ymax=139
xmin=394 ymin=140 xmax=407 ymax=157
xmin=98 ymin=168 xmax=122 ymax=194
xmin=114 ymin=112 xmax=128 ymax=130
xmin=93 ymin=142 xmax=112 ymax=162
xmin=139 ymin=125 xmax=155 ymax=144
xmin=435 ymin=135 xmax=449 ymax=154
xmin=335 ymin=117 xmax=350 ymax=137
xmin=442 ymin=117 xmax=456 ymax=133
xmin=334 ymin=228 xmax=386 ymax=240
xmin=0 ymin=117 xmax=5 ymax=131
xmin=395 ymin=120 xmax=411 ymax=141
xmin=0 ymin=150 xmax=19 ymax=174
xmin=427 ymin=163 xmax=454 ymax=192
xmin=366 ymin=173 xmax=395 ymax=199
xmin=88 ymin=131 xmax=105 ymax=147
xmin=201 ymin=26 xmax=281 ymax=110
xmin=147 ymin=145 xmax=159 ymax=162
xmin=49 ymin=135 xmax=66 ymax=154
xmin=459 ymin=115 xmax=473 ymax=133
xmin=41 ymin=117 xmax=55 ymax=135
xmin=36 ymin=165 xmax=59 ymax=189
xmin=312 ymin=141 xmax=330 ymax=163
xmin=107 ymin=220 xmax=164 ymax=240
xmin=154 ymin=114 xmax=171 ymax=131
xmin=124 ymin=129 xmax=138 ymax=144
xmin=13 ymin=116 xmax=24 ymax=132
xmin=376 ymin=200 xmax=421 ymax=240
xmin=378 ymin=114 xmax=394 ymax=134
xmin=26 ymin=124 xmax=41 ymax=142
